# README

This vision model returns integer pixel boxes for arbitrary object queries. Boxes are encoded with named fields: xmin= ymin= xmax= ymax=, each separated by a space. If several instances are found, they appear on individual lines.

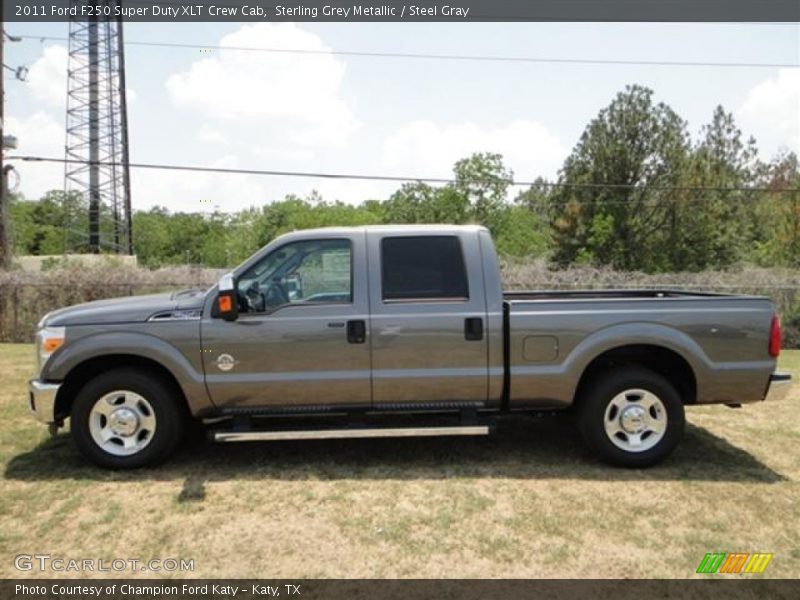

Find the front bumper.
xmin=28 ymin=379 xmax=62 ymax=424
xmin=764 ymin=372 xmax=792 ymax=402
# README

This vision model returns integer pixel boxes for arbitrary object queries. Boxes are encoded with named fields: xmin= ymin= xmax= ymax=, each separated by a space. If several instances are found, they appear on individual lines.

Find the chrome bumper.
xmin=28 ymin=379 xmax=62 ymax=424
xmin=764 ymin=372 xmax=792 ymax=402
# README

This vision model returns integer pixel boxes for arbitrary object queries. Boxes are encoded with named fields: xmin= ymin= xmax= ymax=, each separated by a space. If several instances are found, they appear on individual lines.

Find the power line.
xmin=12 ymin=155 xmax=800 ymax=195
xmin=15 ymin=34 xmax=800 ymax=69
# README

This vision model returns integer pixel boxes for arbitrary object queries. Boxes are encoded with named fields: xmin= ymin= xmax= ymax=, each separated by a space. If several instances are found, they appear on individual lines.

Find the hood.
xmin=41 ymin=289 xmax=207 ymax=327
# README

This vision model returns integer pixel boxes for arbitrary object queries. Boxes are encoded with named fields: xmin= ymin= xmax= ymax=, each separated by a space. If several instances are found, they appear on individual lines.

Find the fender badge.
xmin=216 ymin=353 xmax=238 ymax=372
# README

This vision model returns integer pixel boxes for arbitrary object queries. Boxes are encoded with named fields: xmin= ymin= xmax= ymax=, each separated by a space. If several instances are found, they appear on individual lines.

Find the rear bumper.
xmin=28 ymin=379 xmax=62 ymax=424
xmin=764 ymin=372 xmax=792 ymax=402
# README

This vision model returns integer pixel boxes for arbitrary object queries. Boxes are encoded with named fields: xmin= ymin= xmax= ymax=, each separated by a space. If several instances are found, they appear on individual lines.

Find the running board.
xmin=214 ymin=425 xmax=490 ymax=443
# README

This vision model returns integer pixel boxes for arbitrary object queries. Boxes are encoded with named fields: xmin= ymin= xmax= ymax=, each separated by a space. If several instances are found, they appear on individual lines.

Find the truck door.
xmin=367 ymin=230 xmax=489 ymax=405
xmin=201 ymin=231 xmax=371 ymax=410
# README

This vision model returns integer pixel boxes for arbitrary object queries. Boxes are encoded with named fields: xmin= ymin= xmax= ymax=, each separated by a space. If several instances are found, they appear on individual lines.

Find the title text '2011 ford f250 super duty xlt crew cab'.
xmin=28 ymin=225 xmax=791 ymax=469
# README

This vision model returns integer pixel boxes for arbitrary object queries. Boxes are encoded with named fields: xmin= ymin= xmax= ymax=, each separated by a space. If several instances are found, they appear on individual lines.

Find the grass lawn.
xmin=0 ymin=344 xmax=798 ymax=579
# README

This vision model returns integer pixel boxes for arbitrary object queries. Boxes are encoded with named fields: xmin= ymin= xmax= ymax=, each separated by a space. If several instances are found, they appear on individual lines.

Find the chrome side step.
xmin=214 ymin=425 xmax=490 ymax=443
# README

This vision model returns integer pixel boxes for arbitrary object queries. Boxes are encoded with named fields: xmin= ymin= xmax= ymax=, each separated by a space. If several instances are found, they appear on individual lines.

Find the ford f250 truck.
xmin=28 ymin=225 xmax=791 ymax=469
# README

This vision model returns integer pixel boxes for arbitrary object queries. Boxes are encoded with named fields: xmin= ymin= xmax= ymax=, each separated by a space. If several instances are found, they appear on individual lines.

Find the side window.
xmin=237 ymin=239 xmax=352 ymax=313
xmin=381 ymin=236 xmax=469 ymax=301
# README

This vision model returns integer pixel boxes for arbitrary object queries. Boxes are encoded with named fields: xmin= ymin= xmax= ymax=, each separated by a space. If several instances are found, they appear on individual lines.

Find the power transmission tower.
xmin=64 ymin=1 xmax=132 ymax=254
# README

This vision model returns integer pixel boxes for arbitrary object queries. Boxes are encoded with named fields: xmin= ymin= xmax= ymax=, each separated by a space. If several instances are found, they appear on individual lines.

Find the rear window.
xmin=381 ymin=236 xmax=469 ymax=301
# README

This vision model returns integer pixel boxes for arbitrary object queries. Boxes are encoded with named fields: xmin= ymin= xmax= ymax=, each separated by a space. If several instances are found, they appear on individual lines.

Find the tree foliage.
xmin=544 ymin=87 xmax=793 ymax=272
xmin=753 ymin=152 xmax=800 ymax=268
xmin=7 ymin=85 xmax=798 ymax=273
xmin=550 ymin=85 xmax=690 ymax=270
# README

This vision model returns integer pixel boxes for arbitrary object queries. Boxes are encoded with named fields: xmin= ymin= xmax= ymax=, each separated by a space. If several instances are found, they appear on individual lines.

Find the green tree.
xmin=754 ymin=152 xmax=800 ymax=267
xmin=382 ymin=182 xmax=470 ymax=224
xmin=8 ymin=193 xmax=35 ymax=254
xmin=224 ymin=207 xmax=264 ymax=265
xmin=492 ymin=205 xmax=550 ymax=257
xmin=9 ymin=191 xmax=89 ymax=255
xmin=131 ymin=206 xmax=172 ymax=267
xmin=550 ymin=85 xmax=690 ymax=270
xmin=452 ymin=152 xmax=513 ymax=229
xmin=132 ymin=208 xmax=230 ymax=267
xmin=512 ymin=177 xmax=555 ymax=257
xmin=670 ymin=106 xmax=758 ymax=270
xmin=381 ymin=152 xmax=516 ymax=230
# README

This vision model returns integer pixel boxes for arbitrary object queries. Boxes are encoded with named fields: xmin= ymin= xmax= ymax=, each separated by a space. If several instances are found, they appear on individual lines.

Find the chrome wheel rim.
xmin=88 ymin=390 xmax=157 ymax=457
xmin=603 ymin=388 xmax=667 ymax=453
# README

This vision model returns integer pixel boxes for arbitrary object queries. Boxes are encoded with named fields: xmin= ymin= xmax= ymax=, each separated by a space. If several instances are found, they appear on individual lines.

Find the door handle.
xmin=464 ymin=317 xmax=483 ymax=341
xmin=347 ymin=320 xmax=367 ymax=344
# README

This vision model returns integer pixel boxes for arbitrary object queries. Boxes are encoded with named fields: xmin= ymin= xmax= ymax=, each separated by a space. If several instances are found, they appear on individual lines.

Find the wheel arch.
xmin=46 ymin=331 xmax=214 ymax=421
xmin=574 ymin=343 xmax=698 ymax=407
xmin=54 ymin=354 xmax=190 ymax=422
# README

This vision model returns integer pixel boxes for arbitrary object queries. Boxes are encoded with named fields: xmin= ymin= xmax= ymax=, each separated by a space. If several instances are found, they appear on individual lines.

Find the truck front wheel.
xmin=71 ymin=368 xmax=185 ymax=469
xmin=577 ymin=366 xmax=685 ymax=468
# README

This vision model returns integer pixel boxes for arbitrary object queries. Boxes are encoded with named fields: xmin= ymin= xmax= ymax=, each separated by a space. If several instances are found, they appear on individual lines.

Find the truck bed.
xmin=502 ymin=289 xmax=775 ymax=409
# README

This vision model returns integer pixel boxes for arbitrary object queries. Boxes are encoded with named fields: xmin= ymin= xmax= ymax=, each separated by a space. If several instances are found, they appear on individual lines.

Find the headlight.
xmin=36 ymin=326 xmax=65 ymax=374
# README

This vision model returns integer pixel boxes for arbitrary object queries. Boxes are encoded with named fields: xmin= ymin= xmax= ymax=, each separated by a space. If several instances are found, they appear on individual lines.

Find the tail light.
xmin=769 ymin=316 xmax=782 ymax=358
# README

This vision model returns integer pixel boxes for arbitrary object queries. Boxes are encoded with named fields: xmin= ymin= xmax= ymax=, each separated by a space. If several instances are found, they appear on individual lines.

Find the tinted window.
xmin=381 ymin=236 xmax=469 ymax=301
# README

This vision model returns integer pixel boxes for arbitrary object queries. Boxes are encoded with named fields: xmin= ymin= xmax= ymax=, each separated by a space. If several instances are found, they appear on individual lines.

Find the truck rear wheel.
xmin=71 ymin=368 xmax=185 ymax=469
xmin=577 ymin=366 xmax=684 ymax=468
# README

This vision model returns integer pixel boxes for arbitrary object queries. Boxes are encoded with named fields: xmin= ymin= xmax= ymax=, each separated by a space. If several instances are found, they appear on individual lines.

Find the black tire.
xmin=577 ymin=366 xmax=685 ymax=468
xmin=71 ymin=368 xmax=185 ymax=469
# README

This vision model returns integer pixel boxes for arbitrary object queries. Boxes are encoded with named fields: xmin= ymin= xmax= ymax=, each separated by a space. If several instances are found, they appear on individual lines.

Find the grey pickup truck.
xmin=29 ymin=225 xmax=791 ymax=469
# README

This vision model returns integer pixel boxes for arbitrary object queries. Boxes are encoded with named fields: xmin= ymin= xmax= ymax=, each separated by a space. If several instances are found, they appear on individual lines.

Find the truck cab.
xmin=203 ymin=225 xmax=502 ymax=411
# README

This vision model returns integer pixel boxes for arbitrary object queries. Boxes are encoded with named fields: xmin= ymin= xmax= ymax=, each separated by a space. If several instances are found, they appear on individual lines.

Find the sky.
xmin=4 ymin=21 xmax=800 ymax=213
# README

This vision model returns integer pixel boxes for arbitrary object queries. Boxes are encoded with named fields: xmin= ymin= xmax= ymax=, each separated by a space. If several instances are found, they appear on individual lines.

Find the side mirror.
xmin=213 ymin=272 xmax=238 ymax=322
xmin=284 ymin=273 xmax=303 ymax=301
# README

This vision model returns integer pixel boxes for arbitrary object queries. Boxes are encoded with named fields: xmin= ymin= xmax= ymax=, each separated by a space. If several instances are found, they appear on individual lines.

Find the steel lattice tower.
xmin=64 ymin=1 xmax=132 ymax=254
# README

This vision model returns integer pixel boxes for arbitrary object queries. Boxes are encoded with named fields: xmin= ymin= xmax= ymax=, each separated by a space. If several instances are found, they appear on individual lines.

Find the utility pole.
xmin=1 ymin=27 xmax=28 ymax=269
xmin=117 ymin=18 xmax=133 ymax=255
xmin=0 ymin=19 xmax=9 ymax=269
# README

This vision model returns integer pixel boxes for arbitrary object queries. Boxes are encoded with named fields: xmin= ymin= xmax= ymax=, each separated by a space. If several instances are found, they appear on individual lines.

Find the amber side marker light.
xmin=218 ymin=295 xmax=233 ymax=313
xmin=38 ymin=326 xmax=66 ymax=366
xmin=42 ymin=337 xmax=64 ymax=354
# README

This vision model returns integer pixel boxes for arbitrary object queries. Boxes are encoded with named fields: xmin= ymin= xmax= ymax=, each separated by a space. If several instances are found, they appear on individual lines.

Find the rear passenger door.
xmin=367 ymin=231 xmax=489 ymax=406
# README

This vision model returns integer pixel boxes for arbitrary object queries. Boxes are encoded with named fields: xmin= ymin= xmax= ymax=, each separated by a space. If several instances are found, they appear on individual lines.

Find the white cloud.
xmin=7 ymin=130 xmax=279 ymax=211
xmin=381 ymin=119 xmax=566 ymax=183
xmin=248 ymin=143 xmax=313 ymax=162
xmin=311 ymin=178 xmax=396 ymax=205
xmin=137 ymin=118 xmax=567 ymax=210
xmin=5 ymin=112 xmax=64 ymax=199
xmin=26 ymin=43 xmax=136 ymax=110
xmin=302 ymin=119 xmax=567 ymax=205
xmin=27 ymin=45 xmax=68 ymax=110
xmin=165 ymin=23 xmax=358 ymax=149
xmin=131 ymin=155 xmax=269 ymax=213
xmin=739 ymin=69 xmax=800 ymax=153
xmin=196 ymin=125 xmax=228 ymax=145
